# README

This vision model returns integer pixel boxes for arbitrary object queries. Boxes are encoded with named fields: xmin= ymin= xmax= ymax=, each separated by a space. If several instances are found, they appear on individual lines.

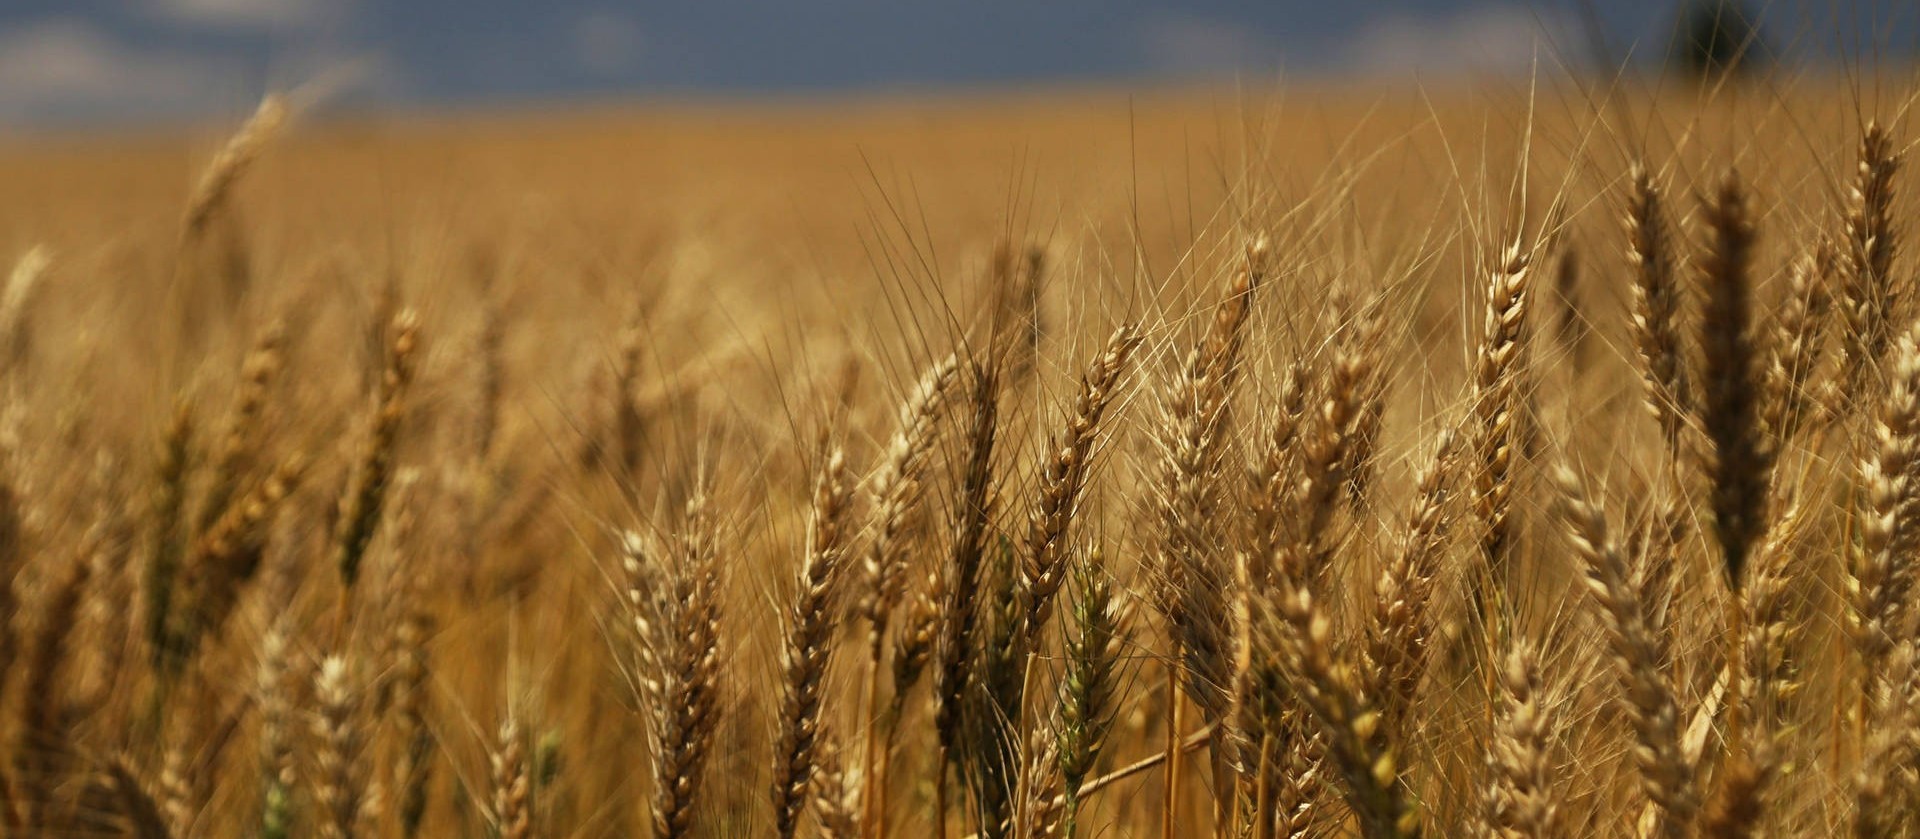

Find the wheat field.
xmin=0 ymin=75 xmax=1915 ymax=838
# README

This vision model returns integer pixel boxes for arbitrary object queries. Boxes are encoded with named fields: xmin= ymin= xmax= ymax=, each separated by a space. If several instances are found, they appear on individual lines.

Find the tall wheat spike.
xmin=1482 ymin=640 xmax=1556 ymax=839
xmin=1364 ymin=428 xmax=1458 ymax=730
xmin=14 ymin=550 xmax=91 ymax=837
xmin=858 ymin=353 xmax=958 ymax=837
xmin=1848 ymin=324 xmax=1920 ymax=707
xmin=493 ymin=717 xmax=532 ymax=839
xmin=1056 ymin=549 xmax=1128 ymax=836
xmin=771 ymin=443 xmax=854 ymax=839
xmin=629 ymin=487 xmax=725 ymax=839
xmin=183 ymin=95 xmax=288 ymax=238
xmin=1021 ymin=323 xmax=1141 ymax=643
xmin=1149 ymin=241 xmax=1265 ymax=839
xmin=933 ymin=361 xmax=1001 ymax=835
xmin=1694 ymin=169 xmax=1769 ymax=589
xmin=1839 ymin=123 xmax=1902 ymax=403
xmin=1553 ymin=466 xmax=1697 ymax=838
xmin=1471 ymin=233 xmax=1534 ymax=589
xmin=258 ymin=624 xmax=295 ymax=839
xmin=0 ymin=246 xmax=50 ymax=380
xmin=1767 ymin=244 xmax=1834 ymax=439
xmin=313 ymin=657 xmax=365 ymax=839
xmin=334 ymin=309 xmax=419 ymax=594
xmin=1255 ymin=560 xmax=1419 ymax=839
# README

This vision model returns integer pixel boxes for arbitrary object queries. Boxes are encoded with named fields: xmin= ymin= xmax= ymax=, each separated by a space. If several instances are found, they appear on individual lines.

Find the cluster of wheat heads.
xmin=4 ymin=94 xmax=1920 ymax=839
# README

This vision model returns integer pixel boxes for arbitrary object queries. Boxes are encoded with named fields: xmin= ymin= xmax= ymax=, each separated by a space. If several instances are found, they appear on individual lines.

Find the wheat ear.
xmin=1838 ymin=122 xmax=1902 ymax=403
xmin=183 ymin=95 xmax=288 ymax=238
xmin=259 ymin=624 xmax=295 ymax=839
xmin=1482 ymin=639 xmax=1557 ymax=839
xmin=1254 ymin=568 xmax=1419 ymax=839
xmin=629 ymin=487 xmax=725 ymax=839
xmin=1150 ymin=241 xmax=1266 ymax=839
xmin=144 ymin=401 xmax=193 ymax=673
xmin=1022 ymin=323 xmax=1141 ymax=643
xmin=858 ymin=353 xmax=958 ymax=838
xmin=199 ymin=316 xmax=289 ymax=532
xmin=1849 ymin=324 xmax=1920 ymax=711
xmin=313 ymin=657 xmax=365 ymax=839
xmin=492 ymin=717 xmax=532 ymax=839
xmin=1364 ymin=428 xmax=1459 ymax=730
xmin=1766 ymin=244 xmax=1834 ymax=440
xmin=106 ymin=757 xmax=174 ymax=839
xmin=1851 ymin=637 xmax=1919 ymax=839
xmin=334 ymin=308 xmax=419 ymax=600
xmin=1153 ymin=243 xmax=1265 ymax=706
xmin=813 ymin=728 xmax=864 ymax=839
xmin=1471 ymin=234 xmax=1534 ymax=590
xmin=1694 ymin=169 xmax=1770 ymax=589
xmin=1551 ymin=465 xmax=1697 ymax=837
xmin=0 ymin=246 xmax=50 ymax=377
xmin=771 ymin=442 xmax=855 ymax=839
xmin=1624 ymin=165 xmax=1695 ymax=457
xmin=933 ymin=361 xmax=1001 ymax=836
xmin=14 ymin=549 xmax=92 ymax=836
xmin=1057 ymin=548 xmax=1128 ymax=835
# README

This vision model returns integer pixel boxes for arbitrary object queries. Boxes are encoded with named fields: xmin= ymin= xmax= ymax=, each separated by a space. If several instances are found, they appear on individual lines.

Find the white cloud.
xmin=0 ymin=18 xmax=242 ymax=121
xmin=1341 ymin=5 xmax=1559 ymax=79
xmin=150 ymin=0 xmax=334 ymax=30
xmin=1138 ymin=16 xmax=1277 ymax=78
xmin=573 ymin=10 xmax=645 ymax=77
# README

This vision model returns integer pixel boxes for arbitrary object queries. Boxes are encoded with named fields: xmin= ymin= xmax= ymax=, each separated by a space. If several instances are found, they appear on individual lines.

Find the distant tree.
xmin=1673 ymin=0 xmax=1768 ymax=79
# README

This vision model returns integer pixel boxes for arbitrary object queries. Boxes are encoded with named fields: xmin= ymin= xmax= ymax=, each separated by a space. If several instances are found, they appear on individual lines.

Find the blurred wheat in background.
xmin=2 ymin=0 xmax=1920 ymax=836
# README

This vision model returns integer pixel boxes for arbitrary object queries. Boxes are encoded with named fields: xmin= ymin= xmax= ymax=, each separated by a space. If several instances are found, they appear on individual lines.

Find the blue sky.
xmin=0 ymin=1 xmax=1909 ymax=124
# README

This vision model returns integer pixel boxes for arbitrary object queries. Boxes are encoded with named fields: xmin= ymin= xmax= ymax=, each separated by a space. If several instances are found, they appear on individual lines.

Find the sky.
xmin=0 ymin=1 xmax=1911 ymax=125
